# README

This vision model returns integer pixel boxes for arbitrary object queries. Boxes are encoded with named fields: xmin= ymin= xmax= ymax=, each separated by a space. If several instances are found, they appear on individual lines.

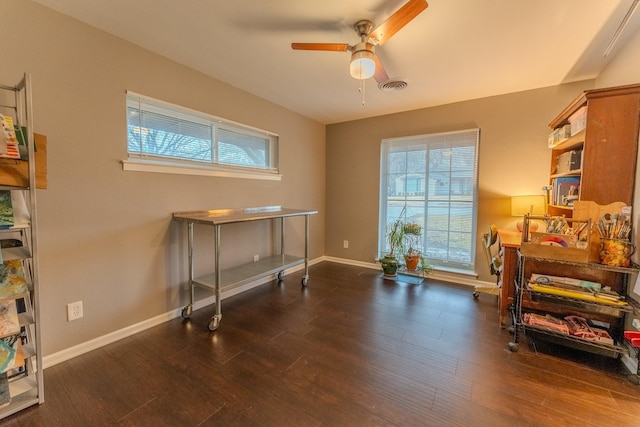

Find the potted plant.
xmin=380 ymin=208 xmax=432 ymax=277
xmin=402 ymin=222 xmax=422 ymax=270
xmin=380 ymin=213 xmax=405 ymax=277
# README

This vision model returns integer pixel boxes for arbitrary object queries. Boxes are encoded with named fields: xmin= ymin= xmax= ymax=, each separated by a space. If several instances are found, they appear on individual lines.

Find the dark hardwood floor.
xmin=5 ymin=262 xmax=640 ymax=426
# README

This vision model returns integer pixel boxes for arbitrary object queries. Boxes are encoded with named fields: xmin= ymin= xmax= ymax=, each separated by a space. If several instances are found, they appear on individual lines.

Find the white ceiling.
xmin=33 ymin=0 xmax=640 ymax=124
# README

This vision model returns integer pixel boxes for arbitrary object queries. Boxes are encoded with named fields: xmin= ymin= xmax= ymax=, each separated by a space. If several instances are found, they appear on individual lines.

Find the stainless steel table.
xmin=173 ymin=206 xmax=317 ymax=331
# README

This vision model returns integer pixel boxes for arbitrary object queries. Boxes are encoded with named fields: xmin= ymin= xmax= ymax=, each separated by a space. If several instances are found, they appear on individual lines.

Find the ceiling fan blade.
xmin=369 ymin=0 xmax=428 ymax=46
xmin=373 ymin=54 xmax=389 ymax=84
xmin=291 ymin=43 xmax=350 ymax=52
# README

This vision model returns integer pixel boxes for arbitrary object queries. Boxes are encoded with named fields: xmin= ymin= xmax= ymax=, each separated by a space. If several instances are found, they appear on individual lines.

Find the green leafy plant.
xmin=386 ymin=216 xmax=405 ymax=257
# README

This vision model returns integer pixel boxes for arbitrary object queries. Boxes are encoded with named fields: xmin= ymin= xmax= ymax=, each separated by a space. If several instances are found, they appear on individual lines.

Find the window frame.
xmin=378 ymin=128 xmax=480 ymax=273
xmin=123 ymin=91 xmax=281 ymax=180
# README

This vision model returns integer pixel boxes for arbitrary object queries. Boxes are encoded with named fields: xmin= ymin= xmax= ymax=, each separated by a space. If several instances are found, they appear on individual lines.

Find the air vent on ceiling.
xmin=378 ymin=79 xmax=408 ymax=91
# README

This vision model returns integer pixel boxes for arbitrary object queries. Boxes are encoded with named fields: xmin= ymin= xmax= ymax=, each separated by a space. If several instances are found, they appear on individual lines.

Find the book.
xmin=0 ymin=338 xmax=15 ymax=373
xmin=0 ymin=260 xmax=29 ymax=298
xmin=13 ymin=125 xmax=27 ymax=147
xmin=10 ymin=191 xmax=29 ymax=228
xmin=552 ymin=177 xmax=580 ymax=206
xmin=0 ymin=373 xmax=9 ymax=407
xmin=0 ymin=115 xmax=21 ymax=160
xmin=13 ymin=125 xmax=29 ymax=160
xmin=0 ymin=334 xmax=23 ymax=373
xmin=0 ymin=300 xmax=19 ymax=337
xmin=0 ymin=191 xmax=12 ymax=229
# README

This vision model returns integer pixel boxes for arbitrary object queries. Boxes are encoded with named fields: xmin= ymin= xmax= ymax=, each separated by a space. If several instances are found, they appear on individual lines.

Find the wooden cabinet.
xmin=547 ymin=84 xmax=640 ymax=217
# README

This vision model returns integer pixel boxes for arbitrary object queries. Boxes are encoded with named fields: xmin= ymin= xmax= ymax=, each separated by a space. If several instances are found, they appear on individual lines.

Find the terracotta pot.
xmin=404 ymin=253 xmax=420 ymax=271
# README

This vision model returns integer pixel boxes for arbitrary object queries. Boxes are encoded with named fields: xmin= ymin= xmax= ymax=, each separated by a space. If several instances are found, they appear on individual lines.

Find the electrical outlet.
xmin=253 ymin=254 xmax=259 ymax=262
xmin=343 ymin=240 xmax=349 ymax=249
xmin=67 ymin=301 xmax=83 ymax=321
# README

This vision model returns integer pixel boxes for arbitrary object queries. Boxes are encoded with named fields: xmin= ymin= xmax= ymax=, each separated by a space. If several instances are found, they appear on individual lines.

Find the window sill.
xmin=121 ymin=159 xmax=282 ymax=181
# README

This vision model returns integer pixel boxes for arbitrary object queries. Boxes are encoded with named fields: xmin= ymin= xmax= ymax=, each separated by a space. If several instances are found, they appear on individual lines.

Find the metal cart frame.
xmin=173 ymin=206 xmax=317 ymax=331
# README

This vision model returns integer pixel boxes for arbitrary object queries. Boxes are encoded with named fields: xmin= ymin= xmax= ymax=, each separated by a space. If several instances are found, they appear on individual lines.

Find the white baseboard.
xmin=43 ymin=256 xmax=492 ymax=368
xmin=43 ymin=309 xmax=181 ymax=368
xmin=323 ymin=256 xmax=493 ymax=288
xmin=43 ymin=257 xmax=324 ymax=369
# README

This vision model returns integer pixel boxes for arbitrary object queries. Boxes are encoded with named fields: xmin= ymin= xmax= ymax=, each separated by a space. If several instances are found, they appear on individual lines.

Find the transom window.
xmin=126 ymin=92 xmax=279 ymax=175
xmin=379 ymin=128 xmax=480 ymax=273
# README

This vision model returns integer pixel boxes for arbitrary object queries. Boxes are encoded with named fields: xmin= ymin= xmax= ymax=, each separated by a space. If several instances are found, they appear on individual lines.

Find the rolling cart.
xmin=173 ymin=206 xmax=317 ymax=331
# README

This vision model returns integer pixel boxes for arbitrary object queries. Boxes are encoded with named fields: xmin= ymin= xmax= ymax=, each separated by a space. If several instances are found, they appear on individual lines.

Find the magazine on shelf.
xmin=9 ymin=191 xmax=29 ymax=228
xmin=0 ymin=334 xmax=23 ymax=374
xmin=0 ymin=115 xmax=21 ymax=160
xmin=0 ymin=260 xmax=28 ymax=299
xmin=0 ymin=300 xmax=19 ymax=337
xmin=0 ymin=373 xmax=8 ymax=407
xmin=0 ymin=192 xmax=12 ymax=229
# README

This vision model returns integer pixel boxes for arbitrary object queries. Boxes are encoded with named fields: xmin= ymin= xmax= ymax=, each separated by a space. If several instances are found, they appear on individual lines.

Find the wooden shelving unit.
xmin=546 ymin=84 xmax=640 ymax=217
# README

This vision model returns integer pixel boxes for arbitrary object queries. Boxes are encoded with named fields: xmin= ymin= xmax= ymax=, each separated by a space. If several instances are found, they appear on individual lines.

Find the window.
xmin=379 ymin=128 xmax=480 ymax=273
xmin=125 ymin=92 xmax=279 ymax=177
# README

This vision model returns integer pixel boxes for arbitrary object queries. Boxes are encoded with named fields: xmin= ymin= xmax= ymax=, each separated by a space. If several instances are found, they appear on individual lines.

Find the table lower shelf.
xmin=193 ymin=254 xmax=304 ymax=292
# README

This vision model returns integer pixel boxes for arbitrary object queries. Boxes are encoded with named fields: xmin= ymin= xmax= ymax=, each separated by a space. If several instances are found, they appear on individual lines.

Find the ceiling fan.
xmin=291 ymin=0 xmax=428 ymax=84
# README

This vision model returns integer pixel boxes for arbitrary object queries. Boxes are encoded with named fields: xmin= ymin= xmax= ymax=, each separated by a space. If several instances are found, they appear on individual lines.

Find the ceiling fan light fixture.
xmin=350 ymin=49 xmax=375 ymax=80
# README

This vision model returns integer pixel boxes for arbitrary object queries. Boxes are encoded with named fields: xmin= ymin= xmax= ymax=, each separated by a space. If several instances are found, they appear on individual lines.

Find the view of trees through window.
xmin=126 ymin=93 xmax=277 ymax=172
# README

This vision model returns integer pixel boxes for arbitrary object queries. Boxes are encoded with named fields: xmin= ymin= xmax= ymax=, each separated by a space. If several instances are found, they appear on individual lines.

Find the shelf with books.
xmin=0 ymin=74 xmax=42 ymax=417
xmin=550 ymin=176 xmax=580 ymax=208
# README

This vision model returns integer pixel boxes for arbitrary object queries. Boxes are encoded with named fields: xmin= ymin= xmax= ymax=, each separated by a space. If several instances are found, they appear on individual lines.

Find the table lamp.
xmin=511 ymin=195 xmax=546 ymax=232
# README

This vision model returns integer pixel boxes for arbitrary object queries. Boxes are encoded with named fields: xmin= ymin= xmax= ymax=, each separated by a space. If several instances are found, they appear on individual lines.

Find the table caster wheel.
xmin=277 ymin=270 xmax=285 ymax=281
xmin=473 ymin=291 xmax=479 ymax=299
xmin=182 ymin=305 xmax=192 ymax=319
xmin=301 ymin=276 xmax=308 ymax=286
xmin=208 ymin=316 xmax=221 ymax=331
xmin=508 ymin=342 xmax=519 ymax=352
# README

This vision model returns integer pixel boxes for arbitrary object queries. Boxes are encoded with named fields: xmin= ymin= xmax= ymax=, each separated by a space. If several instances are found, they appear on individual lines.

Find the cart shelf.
xmin=523 ymin=323 xmax=627 ymax=358
xmin=525 ymin=288 xmax=633 ymax=318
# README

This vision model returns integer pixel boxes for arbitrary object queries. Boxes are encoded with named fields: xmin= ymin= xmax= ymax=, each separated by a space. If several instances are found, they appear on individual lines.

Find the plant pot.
xmin=404 ymin=253 xmax=420 ymax=271
xmin=380 ymin=255 xmax=399 ymax=277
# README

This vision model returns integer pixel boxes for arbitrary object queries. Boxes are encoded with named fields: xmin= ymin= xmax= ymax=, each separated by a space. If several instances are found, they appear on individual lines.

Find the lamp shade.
xmin=511 ymin=195 xmax=546 ymax=216
xmin=350 ymin=48 xmax=375 ymax=79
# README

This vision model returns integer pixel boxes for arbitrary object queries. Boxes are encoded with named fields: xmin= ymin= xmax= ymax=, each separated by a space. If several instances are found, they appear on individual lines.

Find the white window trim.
xmin=123 ymin=91 xmax=280 ymax=181
xmin=121 ymin=158 xmax=282 ymax=181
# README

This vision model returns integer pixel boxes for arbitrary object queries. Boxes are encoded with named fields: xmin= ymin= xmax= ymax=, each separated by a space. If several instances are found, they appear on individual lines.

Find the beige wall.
xmin=1 ymin=1 xmax=326 ymax=355
xmin=594 ymin=26 xmax=640 ymax=89
xmin=325 ymin=82 xmax=594 ymax=282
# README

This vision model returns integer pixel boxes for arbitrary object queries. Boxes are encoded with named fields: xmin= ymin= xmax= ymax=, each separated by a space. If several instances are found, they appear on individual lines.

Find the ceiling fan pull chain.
xmin=360 ymin=79 xmax=366 ymax=106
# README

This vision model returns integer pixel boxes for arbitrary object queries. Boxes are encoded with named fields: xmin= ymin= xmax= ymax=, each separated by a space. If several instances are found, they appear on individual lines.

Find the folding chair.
xmin=473 ymin=224 xmax=502 ymax=298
